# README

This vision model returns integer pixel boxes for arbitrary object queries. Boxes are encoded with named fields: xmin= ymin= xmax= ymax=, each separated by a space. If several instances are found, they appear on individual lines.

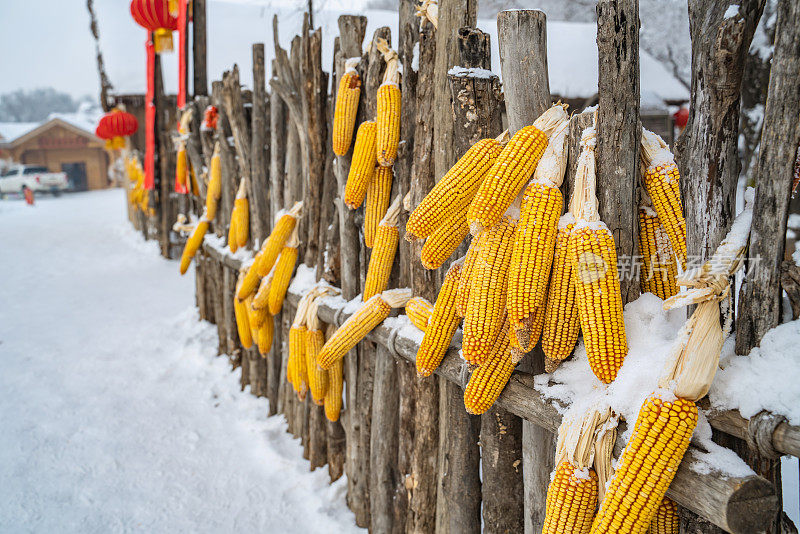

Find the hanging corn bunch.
xmin=287 ymin=292 xmax=314 ymax=399
xmin=318 ymin=288 xmax=412 ymax=370
xmin=568 ymin=126 xmax=627 ymax=384
xmin=267 ymin=226 xmax=300 ymax=315
xmin=420 ymin=209 xmax=470 ymax=270
xmin=175 ymin=108 xmax=193 ymax=192
xmin=364 ymin=195 xmax=402 ymax=300
xmin=233 ymin=271 xmax=254 ymax=349
xmin=416 ymin=261 xmax=462 ymax=377
xmin=462 ymin=216 xmax=516 ymax=365
xmin=638 ymin=204 xmax=678 ymax=300
xmin=455 ymin=229 xmax=486 ymax=317
xmin=640 ymin=129 xmax=686 ymax=269
xmin=228 ymin=179 xmax=249 ymax=252
xmin=252 ymin=267 xmax=275 ymax=310
xmin=364 ymin=165 xmax=393 ymax=248
xmin=405 ymin=297 xmax=434 ymax=332
xmin=592 ymin=192 xmax=754 ymax=534
xmin=305 ymin=298 xmax=329 ymax=405
xmin=463 ymin=316 xmax=513 ymax=415
xmin=374 ymin=38 xmax=401 ymax=167
xmin=205 ymin=142 xmax=222 ymax=220
xmin=333 ymin=57 xmax=362 ymax=156
xmin=324 ymin=324 xmax=344 ymax=422
xmin=345 ymin=121 xmax=377 ymax=209
xmin=406 ymin=136 xmax=503 ymax=241
xmin=256 ymin=309 xmax=274 ymax=357
xmin=179 ymin=216 xmax=209 ymax=275
xmin=468 ymin=104 xmax=568 ymax=235
xmin=507 ymin=119 xmax=569 ymax=350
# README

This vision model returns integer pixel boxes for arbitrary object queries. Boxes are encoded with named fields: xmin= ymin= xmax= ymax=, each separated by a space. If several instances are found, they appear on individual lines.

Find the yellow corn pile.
xmin=234 ymin=271 xmax=254 ymax=349
xmin=641 ymin=130 xmax=686 ymax=269
xmin=179 ymin=218 xmax=209 ymax=275
xmin=638 ymin=206 xmax=678 ymax=300
xmin=542 ymin=215 xmax=580 ymax=372
xmin=332 ymin=58 xmax=361 ymax=156
xmin=406 ymin=137 xmax=502 ymax=241
xmin=363 ymin=196 xmax=402 ymax=300
xmin=456 ymin=230 xmax=486 ymax=317
xmin=463 ymin=318 xmax=513 ymax=415
xmin=647 ymin=498 xmax=679 ymax=534
xmin=364 ymin=165 xmax=393 ymax=248
xmin=206 ymin=143 xmax=222 ymax=220
xmin=462 ymin=217 xmax=516 ymax=365
xmin=416 ymin=262 xmax=461 ymax=377
xmin=468 ymin=105 xmax=567 ymax=235
xmin=345 ymin=121 xmax=377 ymax=209
xmin=405 ymin=297 xmax=433 ymax=331
xmin=375 ymin=39 xmax=401 ymax=167
xmin=267 ymin=227 xmax=299 ymax=315
xmin=318 ymin=288 xmax=412 ymax=370
xmin=420 ymin=209 xmax=469 ymax=270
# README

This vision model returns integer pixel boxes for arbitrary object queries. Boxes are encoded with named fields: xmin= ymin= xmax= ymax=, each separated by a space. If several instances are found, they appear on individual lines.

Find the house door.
xmin=61 ymin=162 xmax=87 ymax=191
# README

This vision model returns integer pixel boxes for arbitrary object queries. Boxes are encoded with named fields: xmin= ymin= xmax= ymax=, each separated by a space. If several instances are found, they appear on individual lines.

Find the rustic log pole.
xmin=596 ymin=0 xmax=641 ymax=304
xmin=211 ymin=82 xmax=236 ymax=240
xmin=406 ymin=17 xmax=439 ymax=534
xmin=497 ymin=10 xmax=554 ymax=533
xmin=154 ymin=55 xmax=174 ymax=259
xmin=369 ymin=344 xmax=400 ymax=532
xmin=251 ymin=44 xmax=270 ymax=242
xmin=192 ymin=0 xmax=207 ymax=96
xmin=309 ymin=403 xmax=327 ymax=470
xmin=432 ymin=0 xmax=477 ymax=182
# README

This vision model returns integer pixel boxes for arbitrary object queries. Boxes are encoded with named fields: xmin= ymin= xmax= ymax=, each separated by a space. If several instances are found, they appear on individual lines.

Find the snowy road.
xmin=0 ymin=190 xmax=361 ymax=533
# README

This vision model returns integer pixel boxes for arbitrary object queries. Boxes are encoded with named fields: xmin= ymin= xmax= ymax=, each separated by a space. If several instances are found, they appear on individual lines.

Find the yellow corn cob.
xmin=318 ymin=288 xmax=411 ymax=370
xmin=228 ymin=211 xmax=239 ymax=253
xmin=638 ymin=207 xmax=678 ymax=300
xmin=542 ymin=216 xmax=580 ymax=372
xmin=305 ymin=328 xmax=329 ymax=405
xmin=288 ymin=325 xmax=308 ymax=398
xmin=643 ymin=162 xmax=686 ymax=269
xmin=527 ymin=295 xmax=547 ymax=351
xmin=507 ymin=180 xmax=562 ymax=350
xmin=376 ymin=83 xmax=401 ymax=166
xmin=542 ymin=462 xmax=598 ymax=534
xmin=257 ymin=313 xmax=274 ymax=356
xmin=420 ymin=209 xmax=469 ymax=270
xmin=179 ymin=219 xmax=209 ymax=275
xmin=364 ymin=165 xmax=392 ymax=248
xmin=234 ymin=198 xmax=249 ymax=249
xmin=592 ymin=395 xmax=698 ymax=533
xmin=206 ymin=144 xmax=222 ymax=220
xmin=364 ymin=196 xmax=402 ymax=300
xmin=249 ymin=300 xmax=269 ymax=330
xmin=416 ymin=262 xmax=462 ymax=376
xmin=267 ymin=228 xmax=299 ymax=315
xmin=234 ymin=273 xmax=253 ymax=349
xmin=238 ymin=254 xmax=266 ymax=301
xmin=405 ymin=297 xmax=434 ymax=331
xmin=344 ymin=121 xmax=377 ymax=209
xmin=252 ymin=268 xmax=274 ymax=310
xmin=568 ymin=221 xmax=628 ymax=383
xmin=406 ymin=138 xmax=502 ymax=241
xmin=462 ymin=217 xmax=516 ymax=365
xmin=257 ymin=201 xmax=302 ymax=277
xmin=463 ymin=319 xmax=513 ymax=414
xmin=332 ymin=59 xmax=361 ymax=156
xmin=324 ymin=357 xmax=344 ymax=422
xmin=647 ymin=498 xmax=679 ymax=534
xmin=456 ymin=230 xmax=486 ymax=317
xmin=467 ymin=105 xmax=566 ymax=235
xmin=176 ymin=144 xmax=188 ymax=190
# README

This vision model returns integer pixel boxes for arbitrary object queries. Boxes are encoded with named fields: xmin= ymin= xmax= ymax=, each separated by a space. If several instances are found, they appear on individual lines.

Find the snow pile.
xmin=287 ymin=263 xmax=318 ymax=295
xmin=384 ymin=314 xmax=425 ymax=346
xmin=711 ymin=320 xmax=800 ymax=426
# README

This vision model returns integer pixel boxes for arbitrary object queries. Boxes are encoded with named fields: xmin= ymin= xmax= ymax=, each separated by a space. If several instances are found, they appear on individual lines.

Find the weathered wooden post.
xmin=192 ymin=0 xmax=207 ymax=96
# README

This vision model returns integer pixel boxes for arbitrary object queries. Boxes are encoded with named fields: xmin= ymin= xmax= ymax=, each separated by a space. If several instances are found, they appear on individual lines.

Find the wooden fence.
xmin=127 ymin=1 xmax=800 ymax=533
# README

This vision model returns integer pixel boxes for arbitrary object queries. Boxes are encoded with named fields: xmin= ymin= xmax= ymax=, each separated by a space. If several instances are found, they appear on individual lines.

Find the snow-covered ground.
xmin=0 ymin=190 xmax=361 ymax=533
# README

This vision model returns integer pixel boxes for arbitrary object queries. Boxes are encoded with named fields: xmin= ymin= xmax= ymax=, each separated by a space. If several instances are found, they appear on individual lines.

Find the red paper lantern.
xmin=673 ymin=107 xmax=689 ymax=129
xmin=96 ymin=109 xmax=139 ymax=150
xmin=130 ymin=0 xmax=178 ymax=54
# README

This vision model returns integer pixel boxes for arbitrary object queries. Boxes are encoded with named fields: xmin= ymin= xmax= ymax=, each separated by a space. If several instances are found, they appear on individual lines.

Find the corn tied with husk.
xmin=324 ymin=324 xmax=344 ymax=423
xmin=305 ymin=298 xmax=329 ymax=405
xmin=416 ymin=261 xmax=462 ymax=377
xmin=638 ymin=206 xmax=678 ymax=300
xmin=364 ymin=165 xmax=393 ymax=249
xmin=363 ymin=196 xmax=402 ymax=300
xmin=267 ymin=227 xmax=299 ymax=315
xmin=344 ymin=121 xmax=377 ymax=209
xmin=205 ymin=142 xmax=222 ymax=220
xmin=179 ymin=217 xmax=209 ymax=275
xmin=332 ymin=57 xmax=361 ymax=157
xmin=375 ymin=38 xmax=401 ymax=167
xmin=233 ymin=271 xmax=254 ymax=350
xmin=256 ymin=311 xmax=274 ymax=356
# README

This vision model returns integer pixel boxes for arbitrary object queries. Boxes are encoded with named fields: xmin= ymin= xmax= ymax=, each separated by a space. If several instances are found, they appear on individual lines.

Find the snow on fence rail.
xmin=124 ymin=2 xmax=800 ymax=533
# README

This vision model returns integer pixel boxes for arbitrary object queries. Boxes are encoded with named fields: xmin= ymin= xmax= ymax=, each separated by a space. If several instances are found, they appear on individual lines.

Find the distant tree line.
xmin=0 ymin=88 xmax=91 ymax=123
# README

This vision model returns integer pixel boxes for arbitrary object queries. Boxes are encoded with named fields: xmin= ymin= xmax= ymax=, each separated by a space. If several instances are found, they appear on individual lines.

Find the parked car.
xmin=0 ymin=165 xmax=70 ymax=196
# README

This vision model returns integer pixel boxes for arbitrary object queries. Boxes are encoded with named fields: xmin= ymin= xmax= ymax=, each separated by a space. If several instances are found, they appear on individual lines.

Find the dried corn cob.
xmin=569 ymin=127 xmax=627 ymax=384
xmin=405 ymin=297 xmax=434 ymax=332
xmin=420 ymin=209 xmax=469 ymax=270
xmin=406 ymin=138 xmax=502 ymax=241
xmin=364 ymin=196 xmax=402 ymax=300
xmin=249 ymin=300 xmax=269 ymax=330
xmin=176 ymin=144 xmax=188 ymax=190
xmin=228 ymin=179 xmax=249 ymax=251
xmin=318 ymin=288 xmax=412 ymax=370
xmin=234 ymin=272 xmax=253 ymax=349
xmin=179 ymin=218 xmax=209 ymax=275
xmin=542 ymin=215 xmax=580 ymax=372
xmin=638 ymin=206 xmax=678 ymax=300
xmin=468 ymin=105 xmax=567 ymax=235
xmin=288 ymin=325 xmax=308 ymax=399
xmin=641 ymin=130 xmax=686 ymax=269
xmin=305 ymin=299 xmax=329 ymax=405
xmin=228 ymin=210 xmax=239 ymax=253
xmin=238 ymin=254 xmax=266 ymax=301
xmin=647 ymin=498 xmax=679 ymax=534
xmin=344 ymin=121 xmax=377 ymax=209
xmin=463 ymin=318 xmax=513 ymax=414
xmin=267 ymin=227 xmax=299 ymax=315
xmin=257 ymin=201 xmax=303 ymax=277
xmin=375 ymin=39 xmax=401 ymax=167
xmin=507 ymin=121 xmax=567 ymax=350
xmin=364 ymin=165 xmax=392 ymax=248
xmin=456 ymin=230 xmax=486 ymax=317
xmin=416 ymin=262 xmax=462 ymax=377
xmin=257 ymin=312 xmax=274 ymax=357
xmin=251 ymin=268 xmax=274 ymax=310
xmin=462 ymin=216 xmax=516 ymax=365
xmin=332 ymin=57 xmax=361 ymax=156
xmin=324 ymin=356 xmax=344 ymax=422
xmin=205 ymin=143 xmax=222 ymax=220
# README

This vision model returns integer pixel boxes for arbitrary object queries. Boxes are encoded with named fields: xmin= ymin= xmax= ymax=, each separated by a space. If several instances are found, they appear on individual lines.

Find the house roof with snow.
xmin=0 ymin=105 xmax=103 ymax=148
